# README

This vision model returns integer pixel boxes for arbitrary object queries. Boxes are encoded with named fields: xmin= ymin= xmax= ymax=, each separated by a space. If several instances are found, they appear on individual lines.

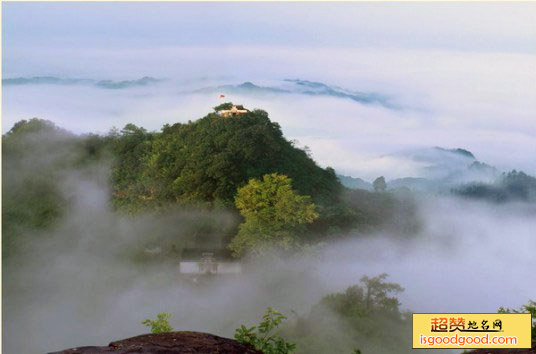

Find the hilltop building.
xmin=217 ymin=105 xmax=249 ymax=117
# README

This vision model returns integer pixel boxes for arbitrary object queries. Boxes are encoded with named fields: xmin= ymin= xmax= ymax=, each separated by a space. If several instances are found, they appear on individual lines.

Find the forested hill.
xmin=112 ymin=105 xmax=341 ymax=211
xmin=3 ymin=106 xmax=418 ymax=258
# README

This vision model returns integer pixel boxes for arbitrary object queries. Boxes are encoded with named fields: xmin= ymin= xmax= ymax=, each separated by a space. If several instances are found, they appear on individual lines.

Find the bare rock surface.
xmin=48 ymin=331 xmax=262 ymax=354
xmin=469 ymin=346 xmax=536 ymax=354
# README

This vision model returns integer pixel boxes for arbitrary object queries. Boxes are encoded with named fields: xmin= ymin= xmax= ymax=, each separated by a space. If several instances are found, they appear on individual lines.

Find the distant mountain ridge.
xmin=4 ymin=75 xmax=395 ymax=108
xmin=339 ymin=146 xmax=501 ymax=193
xmin=283 ymin=79 xmax=393 ymax=107
xmin=337 ymin=175 xmax=373 ymax=191
xmin=454 ymin=170 xmax=536 ymax=203
xmin=339 ymin=146 xmax=536 ymax=202
xmin=194 ymin=81 xmax=290 ymax=95
xmin=194 ymin=79 xmax=394 ymax=109
xmin=3 ymin=76 xmax=162 ymax=89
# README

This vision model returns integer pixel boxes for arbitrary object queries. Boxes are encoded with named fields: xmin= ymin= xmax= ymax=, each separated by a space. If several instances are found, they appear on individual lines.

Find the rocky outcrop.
xmin=48 ymin=331 xmax=262 ymax=354
xmin=469 ymin=347 xmax=536 ymax=354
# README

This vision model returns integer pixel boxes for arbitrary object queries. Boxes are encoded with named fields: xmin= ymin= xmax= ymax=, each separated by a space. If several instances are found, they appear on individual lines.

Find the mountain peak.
xmin=237 ymin=81 xmax=258 ymax=89
xmin=434 ymin=147 xmax=475 ymax=159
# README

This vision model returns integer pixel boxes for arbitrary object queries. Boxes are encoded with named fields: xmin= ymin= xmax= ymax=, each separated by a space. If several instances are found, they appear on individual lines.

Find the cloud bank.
xmin=4 ymin=45 xmax=535 ymax=180
xmin=5 ymin=165 xmax=535 ymax=353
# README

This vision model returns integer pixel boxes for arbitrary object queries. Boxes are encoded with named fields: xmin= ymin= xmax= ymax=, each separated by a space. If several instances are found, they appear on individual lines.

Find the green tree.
xmin=320 ymin=273 xmax=404 ymax=318
xmin=229 ymin=173 xmax=319 ymax=257
xmin=109 ymin=123 xmax=157 ymax=211
xmin=498 ymin=300 xmax=536 ymax=342
xmin=214 ymin=101 xmax=234 ymax=111
xmin=235 ymin=307 xmax=296 ymax=354
xmin=141 ymin=312 xmax=173 ymax=334
xmin=291 ymin=274 xmax=410 ymax=354
xmin=373 ymin=176 xmax=386 ymax=192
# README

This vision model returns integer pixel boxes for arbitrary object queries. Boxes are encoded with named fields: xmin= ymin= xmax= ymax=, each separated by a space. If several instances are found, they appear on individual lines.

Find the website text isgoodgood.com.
xmin=419 ymin=333 xmax=518 ymax=347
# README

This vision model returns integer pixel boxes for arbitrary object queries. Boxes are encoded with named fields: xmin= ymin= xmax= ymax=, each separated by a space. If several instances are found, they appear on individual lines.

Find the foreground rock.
xmin=469 ymin=347 xmax=536 ymax=354
xmin=49 ymin=331 xmax=262 ymax=354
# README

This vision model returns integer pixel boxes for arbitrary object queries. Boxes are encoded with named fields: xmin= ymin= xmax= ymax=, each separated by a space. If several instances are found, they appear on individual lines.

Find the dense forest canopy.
xmin=12 ymin=106 xmax=526 ymax=258
xmin=112 ymin=106 xmax=341 ymax=211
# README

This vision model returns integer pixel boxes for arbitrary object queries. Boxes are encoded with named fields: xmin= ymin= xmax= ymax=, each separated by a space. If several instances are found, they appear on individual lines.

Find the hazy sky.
xmin=3 ymin=2 xmax=536 ymax=179
xmin=4 ymin=2 xmax=536 ymax=54
xmin=4 ymin=1 xmax=536 ymax=78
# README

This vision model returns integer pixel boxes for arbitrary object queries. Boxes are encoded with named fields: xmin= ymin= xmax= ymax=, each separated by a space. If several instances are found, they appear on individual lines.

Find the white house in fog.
xmin=179 ymin=248 xmax=242 ymax=275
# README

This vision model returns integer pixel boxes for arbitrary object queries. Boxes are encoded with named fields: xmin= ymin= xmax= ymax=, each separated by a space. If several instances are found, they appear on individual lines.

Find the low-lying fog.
xmin=4 ymin=167 xmax=535 ymax=354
